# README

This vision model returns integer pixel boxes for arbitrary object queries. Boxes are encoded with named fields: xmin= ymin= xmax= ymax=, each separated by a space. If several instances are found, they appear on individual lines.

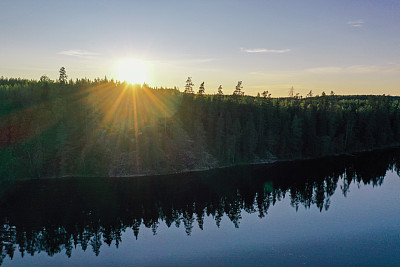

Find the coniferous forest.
xmin=1 ymin=76 xmax=400 ymax=181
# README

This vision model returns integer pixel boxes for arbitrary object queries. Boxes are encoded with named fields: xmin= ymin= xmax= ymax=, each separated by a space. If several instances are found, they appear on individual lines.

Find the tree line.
xmin=0 ymin=75 xmax=400 ymax=180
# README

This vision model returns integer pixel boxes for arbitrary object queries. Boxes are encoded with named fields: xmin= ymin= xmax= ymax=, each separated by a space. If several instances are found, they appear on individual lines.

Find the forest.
xmin=1 ymin=76 xmax=400 ymax=180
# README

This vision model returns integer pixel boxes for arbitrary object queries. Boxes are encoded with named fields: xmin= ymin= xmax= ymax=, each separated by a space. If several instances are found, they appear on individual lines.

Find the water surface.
xmin=1 ymin=149 xmax=400 ymax=266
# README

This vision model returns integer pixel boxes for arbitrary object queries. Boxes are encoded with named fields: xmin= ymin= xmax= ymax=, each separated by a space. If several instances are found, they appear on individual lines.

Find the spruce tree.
xmin=59 ymin=67 xmax=68 ymax=84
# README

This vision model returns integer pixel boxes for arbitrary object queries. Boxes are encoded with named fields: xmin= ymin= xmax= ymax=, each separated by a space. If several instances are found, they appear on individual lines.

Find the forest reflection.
xmin=1 ymin=148 xmax=400 ymax=263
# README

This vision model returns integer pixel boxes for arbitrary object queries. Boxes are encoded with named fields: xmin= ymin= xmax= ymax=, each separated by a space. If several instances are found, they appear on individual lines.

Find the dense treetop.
xmin=0 ymin=76 xmax=400 ymax=180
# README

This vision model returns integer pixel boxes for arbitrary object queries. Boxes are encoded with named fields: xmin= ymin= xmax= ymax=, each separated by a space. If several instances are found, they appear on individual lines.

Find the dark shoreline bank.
xmin=3 ymin=144 xmax=399 ymax=184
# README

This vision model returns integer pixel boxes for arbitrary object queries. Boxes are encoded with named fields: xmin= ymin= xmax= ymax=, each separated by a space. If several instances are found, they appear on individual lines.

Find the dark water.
xmin=1 ymin=149 xmax=400 ymax=266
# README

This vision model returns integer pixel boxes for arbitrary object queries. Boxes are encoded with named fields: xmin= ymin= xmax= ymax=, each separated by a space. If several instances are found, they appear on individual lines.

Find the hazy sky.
xmin=1 ymin=0 xmax=399 ymax=96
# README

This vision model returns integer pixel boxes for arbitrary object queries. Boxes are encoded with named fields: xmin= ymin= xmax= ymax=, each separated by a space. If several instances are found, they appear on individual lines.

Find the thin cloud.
xmin=306 ymin=64 xmax=400 ymax=74
xmin=347 ymin=19 xmax=365 ymax=27
xmin=241 ymin=48 xmax=291 ymax=53
xmin=58 ymin=50 xmax=99 ymax=58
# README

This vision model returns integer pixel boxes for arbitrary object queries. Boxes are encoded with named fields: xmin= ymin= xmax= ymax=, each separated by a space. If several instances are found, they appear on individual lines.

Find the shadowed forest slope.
xmin=1 ymin=77 xmax=400 ymax=179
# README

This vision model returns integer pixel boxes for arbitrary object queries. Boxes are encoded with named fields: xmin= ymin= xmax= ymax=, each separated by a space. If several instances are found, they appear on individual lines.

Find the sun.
xmin=116 ymin=59 xmax=149 ymax=84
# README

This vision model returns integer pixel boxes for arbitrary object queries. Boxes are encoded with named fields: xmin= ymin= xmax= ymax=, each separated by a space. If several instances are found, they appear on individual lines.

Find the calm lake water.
xmin=1 ymin=149 xmax=400 ymax=266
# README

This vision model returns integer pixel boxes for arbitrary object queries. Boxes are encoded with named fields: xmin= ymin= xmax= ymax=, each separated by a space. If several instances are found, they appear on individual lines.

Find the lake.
xmin=1 ymin=148 xmax=400 ymax=266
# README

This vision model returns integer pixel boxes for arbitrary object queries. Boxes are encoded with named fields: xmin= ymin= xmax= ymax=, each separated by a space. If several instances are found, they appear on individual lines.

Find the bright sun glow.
xmin=116 ymin=59 xmax=149 ymax=84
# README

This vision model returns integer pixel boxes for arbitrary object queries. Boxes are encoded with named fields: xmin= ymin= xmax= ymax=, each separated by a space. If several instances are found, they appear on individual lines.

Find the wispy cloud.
xmin=58 ymin=50 xmax=99 ymax=58
xmin=306 ymin=64 xmax=400 ymax=74
xmin=347 ymin=19 xmax=365 ymax=27
xmin=241 ymin=48 xmax=291 ymax=53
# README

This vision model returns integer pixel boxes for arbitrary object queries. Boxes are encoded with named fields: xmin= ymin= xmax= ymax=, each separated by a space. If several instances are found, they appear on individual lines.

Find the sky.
xmin=1 ymin=0 xmax=399 ymax=96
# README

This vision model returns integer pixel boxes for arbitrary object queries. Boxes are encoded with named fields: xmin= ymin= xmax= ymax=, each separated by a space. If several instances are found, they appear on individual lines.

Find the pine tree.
xmin=198 ymin=82 xmax=205 ymax=95
xmin=184 ymin=77 xmax=194 ymax=93
xmin=233 ymin=81 xmax=244 ymax=96
xmin=59 ymin=67 xmax=68 ymax=84
xmin=262 ymin=91 xmax=271 ymax=98
xmin=217 ymin=85 xmax=223 ymax=95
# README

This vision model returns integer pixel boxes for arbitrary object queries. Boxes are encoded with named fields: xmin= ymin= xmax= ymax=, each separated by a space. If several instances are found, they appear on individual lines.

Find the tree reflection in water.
xmin=1 ymin=148 xmax=400 ymax=264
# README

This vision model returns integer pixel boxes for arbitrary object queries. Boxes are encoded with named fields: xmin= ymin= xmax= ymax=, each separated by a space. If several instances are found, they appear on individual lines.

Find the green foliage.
xmin=1 ymin=75 xmax=400 ymax=181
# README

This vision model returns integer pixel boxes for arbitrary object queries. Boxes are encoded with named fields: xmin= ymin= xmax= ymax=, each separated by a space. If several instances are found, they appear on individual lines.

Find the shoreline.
xmin=4 ymin=143 xmax=400 ymax=183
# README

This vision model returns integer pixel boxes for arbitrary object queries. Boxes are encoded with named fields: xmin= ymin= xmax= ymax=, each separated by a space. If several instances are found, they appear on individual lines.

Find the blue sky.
xmin=1 ymin=0 xmax=399 ymax=96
